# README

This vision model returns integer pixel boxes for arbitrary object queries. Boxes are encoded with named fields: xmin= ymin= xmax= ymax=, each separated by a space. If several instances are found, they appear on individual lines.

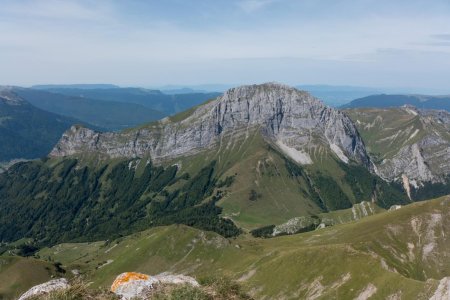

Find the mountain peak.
xmin=222 ymin=82 xmax=310 ymax=100
xmin=227 ymin=82 xmax=295 ymax=92
xmin=216 ymin=83 xmax=324 ymax=116
xmin=51 ymin=83 xmax=370 ymax=169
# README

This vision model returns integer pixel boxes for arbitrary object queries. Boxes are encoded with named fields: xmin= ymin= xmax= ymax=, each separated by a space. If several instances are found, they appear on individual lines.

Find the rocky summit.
xmin=50 ymin=83 xmax=371 ymax=168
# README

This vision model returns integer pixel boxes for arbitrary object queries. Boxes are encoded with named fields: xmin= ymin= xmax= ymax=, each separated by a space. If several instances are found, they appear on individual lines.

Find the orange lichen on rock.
xmin=111 ymin=272 xmax=150 ymax=292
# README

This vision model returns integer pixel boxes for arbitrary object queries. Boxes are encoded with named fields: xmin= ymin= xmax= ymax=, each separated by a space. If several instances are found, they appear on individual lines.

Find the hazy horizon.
xmin=20 ymin=82 xmax=450 ymax=96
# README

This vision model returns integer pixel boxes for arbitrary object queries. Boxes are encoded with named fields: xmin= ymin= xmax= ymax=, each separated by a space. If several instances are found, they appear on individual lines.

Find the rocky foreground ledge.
xmin=17 ymin=271 xmax=450 ymax=300
xmin=18 ymin=272 xmax=198 ymax=300
xmin=17 ymin=272 xmax=252 ymax=300
xmin=111 ymin=272 xmax=199 ymax=299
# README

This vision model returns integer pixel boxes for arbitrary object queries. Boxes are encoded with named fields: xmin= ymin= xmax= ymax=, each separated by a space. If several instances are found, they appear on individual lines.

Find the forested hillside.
xmin=0 ymin=158 xmax=239 ymax=246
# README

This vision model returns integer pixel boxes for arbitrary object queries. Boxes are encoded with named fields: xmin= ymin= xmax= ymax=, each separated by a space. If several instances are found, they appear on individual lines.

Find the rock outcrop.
xmin=272 ymin=201 xmax=383 ymax=236
xmin=18 ymin=278 xmax=70 ymax=300
xmin=50 ymin=83 xmax=371 ymax=168
xmin=377 ymin=139 xmax=447 ymax=185
xmin=272 ymin=216 xmax=321 ymax=236
xmin=111 ymin=272 xmax=199 ymax=299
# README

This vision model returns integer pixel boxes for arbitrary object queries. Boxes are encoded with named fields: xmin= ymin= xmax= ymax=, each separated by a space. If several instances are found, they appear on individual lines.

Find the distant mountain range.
xmin=33 ymin=86 xmax=221 ymax=115
xmin=297 ymin=84 xmax=383 ymax=106
xmin=10 ymin=85 xmax=221 ymax=131
xmin=32 ymin=84 xmax=120 ymax=90
xmin=342 ymin=94 xmax=450 ymax=111
xmin=14 ymin=88 xmax=165 ymax=131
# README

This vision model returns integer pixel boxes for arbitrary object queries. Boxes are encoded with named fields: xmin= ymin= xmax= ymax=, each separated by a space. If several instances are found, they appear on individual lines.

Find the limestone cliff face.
xmin=50 ymin=83 xmax=371 ymax=167
xmin=377 ymin=141 xmax=441 ymax=184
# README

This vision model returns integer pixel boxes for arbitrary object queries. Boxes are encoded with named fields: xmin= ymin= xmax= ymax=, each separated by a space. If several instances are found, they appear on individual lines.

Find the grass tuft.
xmin=27 ymin=279 xmax=118 ymax=300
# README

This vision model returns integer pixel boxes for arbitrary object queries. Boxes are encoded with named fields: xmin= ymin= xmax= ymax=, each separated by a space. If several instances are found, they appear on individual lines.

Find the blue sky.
xmin=1 ymin=0 xmax=450 ymax=91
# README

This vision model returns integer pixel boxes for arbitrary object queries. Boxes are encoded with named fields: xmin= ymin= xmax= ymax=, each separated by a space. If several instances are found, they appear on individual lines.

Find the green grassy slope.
xmin=318 ymin=201 xmax=385 ymax=225
xmin=167 ymin=130 xmax=408 ymax=229
xmin=30 ymin=195 xmax=450 ymax=299
xmin=168 ymin=131 xmax=325 ymax=228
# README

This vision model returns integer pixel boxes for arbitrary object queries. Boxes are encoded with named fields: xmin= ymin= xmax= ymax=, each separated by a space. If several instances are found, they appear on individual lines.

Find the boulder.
xmin=389 ymin=205 xmax=402 ymax=211
xmin=18 ymin=278 xmax=70 ymax=300
xmin=111 ymin=272 xmax=199 ymax=299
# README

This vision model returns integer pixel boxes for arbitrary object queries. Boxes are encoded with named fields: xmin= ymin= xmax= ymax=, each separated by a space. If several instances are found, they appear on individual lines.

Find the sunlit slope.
xmin=37 ymin=195 xmax=450 ymax=299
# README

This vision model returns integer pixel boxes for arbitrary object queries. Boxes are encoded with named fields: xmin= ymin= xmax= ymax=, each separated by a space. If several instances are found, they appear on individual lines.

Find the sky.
xmin=1 ymin=0 xmax=450 ymax=91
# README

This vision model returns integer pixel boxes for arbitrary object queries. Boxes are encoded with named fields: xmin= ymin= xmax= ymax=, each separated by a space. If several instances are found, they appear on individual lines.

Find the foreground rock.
xmin=111 ymin=272 xmax=199 ymax=299
xmin=18 ymin=278 xmax=70 ymax=300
